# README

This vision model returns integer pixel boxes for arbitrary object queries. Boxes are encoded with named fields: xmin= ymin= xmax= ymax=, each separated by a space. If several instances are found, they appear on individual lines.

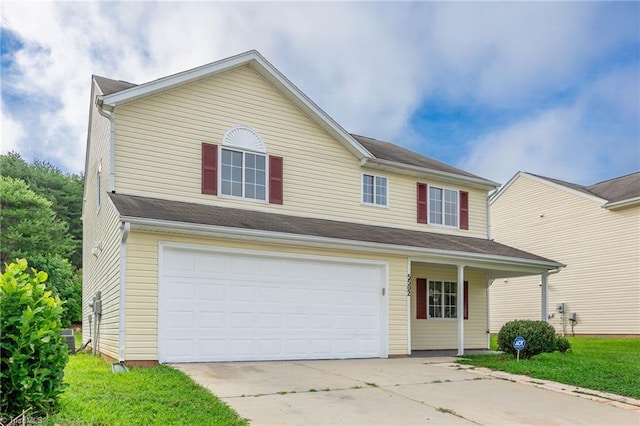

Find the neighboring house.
xmin=82 ymin=50 xmax=561 ymax=365
xmin=489 ymin=171 xmax=640 ymax=336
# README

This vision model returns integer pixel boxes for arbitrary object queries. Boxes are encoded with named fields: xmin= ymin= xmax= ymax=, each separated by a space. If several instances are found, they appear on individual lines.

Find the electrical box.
xmin=568 ymin=312 xmax=577 ymax=321
xmin=556 ymin=302 xmax=565 ymax=313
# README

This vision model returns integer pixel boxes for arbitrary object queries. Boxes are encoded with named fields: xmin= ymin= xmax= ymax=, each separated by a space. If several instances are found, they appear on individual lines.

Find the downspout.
xmin=96 ymin=100 xmax=116 ymax=192
xmin=119 ymin=221 xmax=130 ymax=362
xmin=487 ymin=193 xmax=492 ymax=239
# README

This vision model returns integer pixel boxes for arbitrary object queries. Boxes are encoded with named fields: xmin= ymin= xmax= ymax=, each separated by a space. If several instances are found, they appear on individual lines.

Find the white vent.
xmin=222 ymin=126 xmax=265 ymax=153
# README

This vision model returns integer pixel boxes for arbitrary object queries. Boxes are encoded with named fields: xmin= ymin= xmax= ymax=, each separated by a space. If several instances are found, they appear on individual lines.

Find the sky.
xmin=1 ymin=1 xmax=638 ymax=186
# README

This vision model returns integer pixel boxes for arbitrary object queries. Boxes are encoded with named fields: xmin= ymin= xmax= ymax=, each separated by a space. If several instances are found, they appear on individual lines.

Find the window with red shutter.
xmin=416 ymin=278 xmax=427 ymax=319
xmin=460 ymin=191 xmax=469 ymax=230
xmin=417 ymin=183 xmax=427 ymax=224
xmin=269 ymin=155 xmax=283 ymax=204
xmin=202 ymin=143 xmax=218 ymax=195
xmin=464 ymin=281 xmax=469 ymax=320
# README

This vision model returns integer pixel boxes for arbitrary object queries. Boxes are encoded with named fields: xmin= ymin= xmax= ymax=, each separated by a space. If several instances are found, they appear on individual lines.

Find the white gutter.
xmin=96 ymin=101 xmax=116 ymax=192
xmin=118 ymin=221 xmax=130 ymax=362
xmin=603 ymin=196 xmax=640 ymax=210
xmin=120 ymin=215 xmax=564 ymax=271
xmin=362 ymin=158 xmax=498 ymax=190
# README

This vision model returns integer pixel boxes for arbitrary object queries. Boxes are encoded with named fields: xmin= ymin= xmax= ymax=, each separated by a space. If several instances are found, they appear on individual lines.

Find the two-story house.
xmin=83 ymin=51 xmax=562 ymax=365
xmin=489 ymin=171 xmax=640 ymax=336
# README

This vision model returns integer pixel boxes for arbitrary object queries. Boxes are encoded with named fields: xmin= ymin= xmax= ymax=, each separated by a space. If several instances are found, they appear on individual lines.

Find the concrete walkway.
xmin=174 ymin=357 xmax=640 ymax=425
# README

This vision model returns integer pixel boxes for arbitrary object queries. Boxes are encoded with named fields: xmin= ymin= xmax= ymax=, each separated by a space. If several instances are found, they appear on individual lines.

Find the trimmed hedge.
xmin=497 ymin=319 xmax=558 ymax=359
xmin=0 ymin=259 xmax=68 ymax=417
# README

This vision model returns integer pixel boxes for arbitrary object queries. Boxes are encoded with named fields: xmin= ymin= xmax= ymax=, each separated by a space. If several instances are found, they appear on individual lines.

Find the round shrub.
xmin=555 ymin=337 xmax=571 ymax=353
xmin=497 ymin=319 xmax=557 ymax=359
xmin=0 ymin=259 xmax=68 ymax=417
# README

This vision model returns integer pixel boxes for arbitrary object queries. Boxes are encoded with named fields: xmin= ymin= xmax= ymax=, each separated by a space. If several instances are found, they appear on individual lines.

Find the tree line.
xmin=0 ymin=152 xmax=83 ymax=327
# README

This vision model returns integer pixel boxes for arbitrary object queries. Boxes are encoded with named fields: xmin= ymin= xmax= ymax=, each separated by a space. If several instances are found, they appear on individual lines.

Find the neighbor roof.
xmin=527 ymin=171 xmax=640 ymax=206
xmin=109 ymin=193 xmax=561 ymax=268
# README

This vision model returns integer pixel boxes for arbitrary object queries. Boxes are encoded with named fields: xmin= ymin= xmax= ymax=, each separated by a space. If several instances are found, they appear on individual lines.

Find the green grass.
xmin=42 ymin=353 xmax=247 ymax=425
xmin=458 ymin=337 xmax=640 ymax=399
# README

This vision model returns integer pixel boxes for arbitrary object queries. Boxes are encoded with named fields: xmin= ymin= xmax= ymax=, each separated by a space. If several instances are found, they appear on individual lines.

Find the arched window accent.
xmin=222 ymin=126 xmax=266 ymax=153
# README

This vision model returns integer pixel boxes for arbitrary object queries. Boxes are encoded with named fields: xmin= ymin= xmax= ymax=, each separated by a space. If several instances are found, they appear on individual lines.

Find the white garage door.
xmin=158 ymin=245 xmax=387 ymax=363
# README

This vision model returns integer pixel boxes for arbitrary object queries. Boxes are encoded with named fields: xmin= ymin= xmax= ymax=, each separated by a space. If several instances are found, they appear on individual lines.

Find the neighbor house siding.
xmin=124 ymin=230 xmax=409 ymax=361
xmin=411 ymin=266 xmax=488 ymax=349
xmin=113 ymin=66 xmax=488 ymax=238
xmin=490 ymin=175 xmax=640 ymax=335
xmin=82 ymin=84 xmax=122 ymax=359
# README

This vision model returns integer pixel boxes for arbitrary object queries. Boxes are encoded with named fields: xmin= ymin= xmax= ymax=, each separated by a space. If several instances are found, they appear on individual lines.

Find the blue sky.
xmin=1 ymin=2 xmax=638 ymax=186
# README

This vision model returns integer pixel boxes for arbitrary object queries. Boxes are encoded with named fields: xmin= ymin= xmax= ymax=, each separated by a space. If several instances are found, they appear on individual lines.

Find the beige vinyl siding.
xmin=125 ymin=230 xmax=409 ymax=361
xmin=113 ymin=65 xmax=487 ymax=238
xmin=82 ymin=84 xmax=121 ymax=359
xmin=411 ymin=266 xmax=488 ymax=349
xmin=490 ymin=174 xmax=640 ymax=335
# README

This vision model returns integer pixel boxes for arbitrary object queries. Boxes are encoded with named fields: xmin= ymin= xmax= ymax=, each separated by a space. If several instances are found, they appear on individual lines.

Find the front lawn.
xmin=42 ymin=353 xmax=247 ymax=425
xmin=458 ymin=337 xmax=640 ymax=399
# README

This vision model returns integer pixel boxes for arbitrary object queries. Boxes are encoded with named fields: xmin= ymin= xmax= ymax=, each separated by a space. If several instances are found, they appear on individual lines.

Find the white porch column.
xmin=457 ymin=264 xmax=465 ymax=356
xmin=541 ymin=271 xmax=549 ymax=322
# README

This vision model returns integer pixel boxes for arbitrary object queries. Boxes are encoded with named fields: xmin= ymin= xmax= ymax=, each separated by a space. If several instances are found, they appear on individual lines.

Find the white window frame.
xmin=428 ymin=185 xmax=459 ymax=228
xmin=219 ymin=147 xmax=268 ymax=203
xmin=427 ymin=279 xmax=458 ymax=320
xmin=361 ymin=173 xmax=388 ymax=207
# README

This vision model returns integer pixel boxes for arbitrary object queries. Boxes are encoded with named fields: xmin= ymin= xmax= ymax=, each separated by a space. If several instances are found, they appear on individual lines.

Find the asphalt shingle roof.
xmin=530 ymin=171 xmax=640 ymax=204
xmin=109 ymin=193 xmax=559 ymax=265
xmin=94 ymin=75 xmax=137 ymax=95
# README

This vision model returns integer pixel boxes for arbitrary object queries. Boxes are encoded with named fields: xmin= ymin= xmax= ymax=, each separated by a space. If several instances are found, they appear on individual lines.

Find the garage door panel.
xmin=159 ymin=247 xmax=386 ymax=363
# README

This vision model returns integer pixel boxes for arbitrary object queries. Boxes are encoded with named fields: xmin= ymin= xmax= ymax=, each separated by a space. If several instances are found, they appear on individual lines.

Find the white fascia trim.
xmin=98 ymin=50 xmax=372 ymax=161
xmin=362 ymin=158 xmax=498 ymax=190
xmin=122 ymin=215 xmax=563 ymax=271
xmin=604 ymin=196 xmax=640 ymax=210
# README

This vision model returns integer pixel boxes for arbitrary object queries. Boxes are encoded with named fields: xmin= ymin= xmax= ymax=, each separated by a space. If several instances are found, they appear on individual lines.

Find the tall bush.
xmin=0 ymin=259 xmax=68 ymax=417
xmin=497 ymin=319 xmax=557 ymax=359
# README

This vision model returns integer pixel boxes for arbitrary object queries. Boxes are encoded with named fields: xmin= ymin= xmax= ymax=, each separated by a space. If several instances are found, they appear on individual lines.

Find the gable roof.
xmin=492 ymin=171 xmax=640 ymax=209
xmin=109 ymin=193 xmax=562 ymax=271
xmin=94 ymin=50 xmax=496 ymax=189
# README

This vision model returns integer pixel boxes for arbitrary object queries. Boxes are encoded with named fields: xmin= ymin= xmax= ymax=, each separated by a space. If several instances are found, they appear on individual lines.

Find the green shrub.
xmin=497 ymin=319 xmax=557 ymax=359
xmin=555 ymin=337 xmax=571 ymax=353
xmin=0 ymin=259 xmax=68 ymax=417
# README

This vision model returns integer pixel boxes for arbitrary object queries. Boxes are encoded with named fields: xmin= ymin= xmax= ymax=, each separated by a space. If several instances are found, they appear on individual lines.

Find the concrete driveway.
xmin=174 ymin=357 xmax=639 ymax=425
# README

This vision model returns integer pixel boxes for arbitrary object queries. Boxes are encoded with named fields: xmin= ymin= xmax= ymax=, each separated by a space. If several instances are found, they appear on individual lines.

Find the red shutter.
xmin=202 ymin=143 xmax=218 ymax=195
xmin=416 ymin=278 xmax=427 ymax=319
xmin=464 ymin=281 xmax=469 ymax=320
xmin=460 ymin=191 xmax=469 ymax=230
xmin=417 ymin=183 xmax=427 ymax=224
xmin=269 ymin=155 xmax=283 ymax=204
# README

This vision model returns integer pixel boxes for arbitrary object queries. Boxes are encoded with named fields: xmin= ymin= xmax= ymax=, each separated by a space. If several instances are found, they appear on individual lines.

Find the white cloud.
xmin=1 ymin=109 xmax=26 ymax=154
xmin=458 ymin=66 xmax=640 ymax=185
xmin=1 ymin=1 xmax=638 ymax=183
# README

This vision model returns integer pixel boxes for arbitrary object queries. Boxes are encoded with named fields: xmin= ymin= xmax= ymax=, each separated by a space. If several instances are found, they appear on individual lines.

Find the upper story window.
xmin=221 ymin=126 xmax=267 ymax=201
xmin=202 ymin=126 xmax=284 ymax=205
xmin=429 ymin=186 xmax=458 ymax=227
xmin=362 ymin=174 xmax=387 ymax=206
